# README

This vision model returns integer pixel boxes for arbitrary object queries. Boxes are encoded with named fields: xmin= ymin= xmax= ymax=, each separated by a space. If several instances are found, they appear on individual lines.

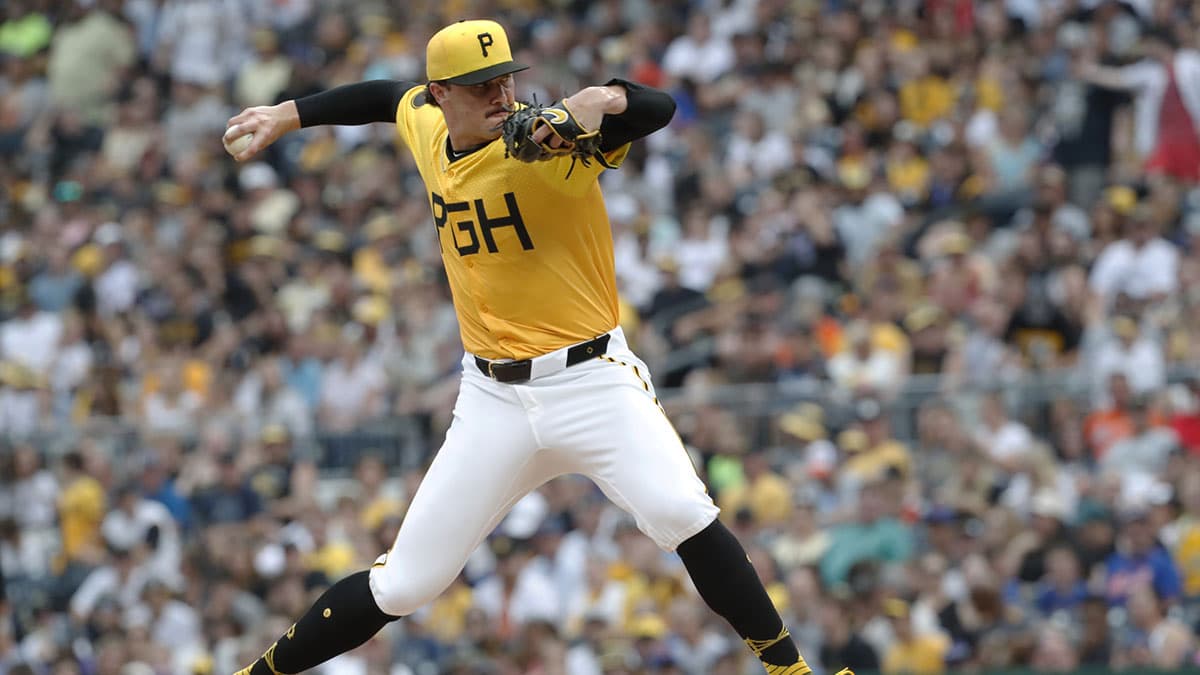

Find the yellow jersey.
xmin=883 ymin=634 xmax=949 ymax=675
xmin=394 ymin=85 xmax=630 ymax=360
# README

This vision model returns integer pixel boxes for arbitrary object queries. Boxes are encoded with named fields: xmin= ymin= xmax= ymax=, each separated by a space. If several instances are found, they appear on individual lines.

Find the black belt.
xmin=475 ymin=333 xmax=611 ymax=384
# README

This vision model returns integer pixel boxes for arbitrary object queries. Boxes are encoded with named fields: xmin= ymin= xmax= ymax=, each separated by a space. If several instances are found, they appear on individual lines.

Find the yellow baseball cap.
xmin=426 ymin=19 xmax=529 ymax=85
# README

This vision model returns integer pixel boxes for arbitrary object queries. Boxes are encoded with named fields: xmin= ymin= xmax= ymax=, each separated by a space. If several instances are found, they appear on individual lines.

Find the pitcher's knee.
xmin=639 ymin=496 xmax=720 ymax=551
xmin=368 ymin=560 xmax=449 ymax=617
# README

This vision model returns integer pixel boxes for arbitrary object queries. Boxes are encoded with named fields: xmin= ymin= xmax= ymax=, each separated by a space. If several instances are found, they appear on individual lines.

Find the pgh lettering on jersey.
xmin=431 ymin=191 xmax=534 ymax=256
xmin=395 ymin=85 xmax=630 ymax=361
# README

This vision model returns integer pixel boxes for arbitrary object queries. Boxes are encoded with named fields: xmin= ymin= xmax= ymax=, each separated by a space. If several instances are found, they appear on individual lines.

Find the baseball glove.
xmin=502 ymin=99 xmax=604 ymax=177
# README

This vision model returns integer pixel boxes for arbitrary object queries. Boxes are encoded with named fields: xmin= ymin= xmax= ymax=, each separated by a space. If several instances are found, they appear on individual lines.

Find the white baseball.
xmin=224 ymin=132 xmax=254 ymax=157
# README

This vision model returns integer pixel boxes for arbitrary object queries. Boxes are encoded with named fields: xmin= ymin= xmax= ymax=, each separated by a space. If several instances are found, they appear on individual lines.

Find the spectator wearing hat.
xmin=840 ymin=398 xmax=913 ymax=488
xmin=881 ymin=596 xmax=949 ymax=675
xmin=924 ymin=228 xmax=990 ymax=320
xmin=1089 ymin=203 xmax=1180 ymax=309
xmin=641 ymin=255 xmax=709 ymax=355
xmin=832 ymin=154 xmax=905 ymax=268
xmin=189 ymin=454 xmax=262 ymax=529
xmin=1088 ymin=314 xmax=1166 ymax=402
xmin=245 ymin=423 xmax=312 ymax=514
xmin=904 ymin=303 xmax=953 ymax=376
xmin=819 ymin=477 xmax=914 ymax=587
xmin=1105 ymin=506 xmax=1183 ymax=607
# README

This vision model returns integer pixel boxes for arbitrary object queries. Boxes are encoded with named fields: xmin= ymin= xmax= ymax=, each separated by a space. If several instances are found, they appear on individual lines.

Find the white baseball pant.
xmin=367 ymin=327 xmax=719 ymax=616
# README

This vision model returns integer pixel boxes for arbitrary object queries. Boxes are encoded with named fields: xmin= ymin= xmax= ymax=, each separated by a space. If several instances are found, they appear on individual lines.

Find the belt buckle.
xmin=487 ymin=361 xmax=497 ymax=379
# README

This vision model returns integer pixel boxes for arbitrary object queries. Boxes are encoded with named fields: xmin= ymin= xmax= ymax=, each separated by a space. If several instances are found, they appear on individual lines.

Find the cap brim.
xmin=444 ymin=61 xmax=529 ymax=85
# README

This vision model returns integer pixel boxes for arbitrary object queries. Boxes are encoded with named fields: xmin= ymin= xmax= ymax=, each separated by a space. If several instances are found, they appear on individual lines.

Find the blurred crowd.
xmin=4 ymin=0 xmax=1200 ymax=673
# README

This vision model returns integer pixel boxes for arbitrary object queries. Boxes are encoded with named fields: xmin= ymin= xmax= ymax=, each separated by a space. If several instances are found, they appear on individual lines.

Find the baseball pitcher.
xmin=227 ymin=19 xmax=850 ymax=675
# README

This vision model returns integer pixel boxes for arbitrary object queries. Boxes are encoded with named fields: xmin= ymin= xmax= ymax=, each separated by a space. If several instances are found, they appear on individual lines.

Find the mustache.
xmin=487 ymin=104 xmax=514 ymax=130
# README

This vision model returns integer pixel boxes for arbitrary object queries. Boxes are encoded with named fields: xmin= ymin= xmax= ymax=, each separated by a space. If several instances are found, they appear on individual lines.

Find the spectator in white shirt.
xmin=661 ymin=13 xmax=735 ymax=84
xmin=319 ymin=337 xmax=387 ymax=432
xmin=674 ymin=207 xmax=730 ymax=293
xmin=6 ymin=445 xmax=58 ymax=532
xmin=564 ymin=558 xmax=627 ymax=637
xmin=726 ymin=108 xmax=794 ymax=186
xmin=0 ymin=293 xmax=63 ymax=376
xmin=70 ymin=545 xmax=155 ymax=621
xmin=141 ymin=363 xmax=202 ymax=438
xmin=123 ymin=578 xmax=204 ymax=671
xmin=832 ymin=165 xmax=906 ymax=267
xmin=0 ymin=364 xmax=47 ymax=440
xmin=613 ymin=222 xmax=662 ymax=311
xmin=828 ymin=320 xmax=908 ymax=400
xmin=1102 ymin=397 xmax=1179 ymax=479
xmin=234 ymin=356 xmax=314 ymax=441
xmin=101 ymin=484 xmax=183 ymax=587
xmin=156 ymin=0 xmax=248 ymax=88
xmin=93 ymin=222 xmax=141 ymax=317
xmin=49 ymin=311 xmax=93 ymax=415
xmin=1088 ymin=206 xmax=1179 ymax=307
xmin=971 ymin=391 xmax=1035 ymax=470
xmin=1089 ymin=315 xmax=1165 ymax=403
xmin=472 ymin=537 xmax=562 ymax=632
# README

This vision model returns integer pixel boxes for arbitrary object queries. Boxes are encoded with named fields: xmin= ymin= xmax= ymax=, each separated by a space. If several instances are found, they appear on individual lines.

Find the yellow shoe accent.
xmin=762 ymin=662 xmax=812 ymax=675
xmin=745 ymin=626 xmax=791 ymax=657
xmin=234 ymin=644 xmax=286 ymax=675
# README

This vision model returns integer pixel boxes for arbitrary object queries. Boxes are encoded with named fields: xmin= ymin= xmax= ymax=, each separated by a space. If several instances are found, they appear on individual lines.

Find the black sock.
xmin=676 ymin=520 xmax=801 ymax=666
xmin=248 ymin=570 xmax=399 ymax=674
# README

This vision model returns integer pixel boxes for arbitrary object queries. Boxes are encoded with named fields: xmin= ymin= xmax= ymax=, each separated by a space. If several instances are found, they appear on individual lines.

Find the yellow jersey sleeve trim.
xmin=601 ymin=142 xmax=631 ymax=169
xmin=395 ymin=84 xmax=431 ymax=148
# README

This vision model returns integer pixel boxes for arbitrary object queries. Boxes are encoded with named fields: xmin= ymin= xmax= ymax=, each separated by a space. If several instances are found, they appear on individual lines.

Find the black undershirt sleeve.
xmin=295 ymin=80 xmax=419 ymax=128
xmin=294 ymin=78 xmax=672 ymax=152
xmin=597 ymin=78 xmax=676 ymax=152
